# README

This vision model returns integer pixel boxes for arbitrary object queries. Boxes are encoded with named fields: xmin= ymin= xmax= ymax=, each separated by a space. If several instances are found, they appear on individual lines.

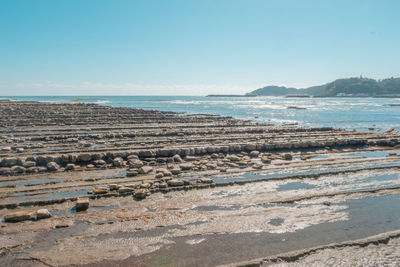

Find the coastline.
xmin=0 ymin=100 xmax=400 ymax=266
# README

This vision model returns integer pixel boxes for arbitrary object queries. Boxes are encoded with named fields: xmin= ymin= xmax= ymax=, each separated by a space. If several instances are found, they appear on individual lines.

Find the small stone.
xmin=283 ymin=154 xmax=293 ymax=160
xmin=55 ymin=223 xmax=70 ymax=228
xmin=36 ymin=209 xmax=51 ymax=220
xmin=155 ymin=172 xmax=164 ymax=179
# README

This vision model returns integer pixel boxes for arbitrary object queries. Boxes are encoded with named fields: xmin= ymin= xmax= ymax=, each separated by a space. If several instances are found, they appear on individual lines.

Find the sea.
xmin=2 ymin=96 xmax=400 ymax=132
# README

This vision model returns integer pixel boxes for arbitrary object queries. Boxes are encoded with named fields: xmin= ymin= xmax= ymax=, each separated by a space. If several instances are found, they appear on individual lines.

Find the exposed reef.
xmin=1 ymin=100 xmax=400 ymax=266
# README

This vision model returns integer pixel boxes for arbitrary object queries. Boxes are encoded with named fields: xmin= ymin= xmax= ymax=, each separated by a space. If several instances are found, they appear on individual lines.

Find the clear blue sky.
xmin=1 ymin=0 xmax=399 ymax=95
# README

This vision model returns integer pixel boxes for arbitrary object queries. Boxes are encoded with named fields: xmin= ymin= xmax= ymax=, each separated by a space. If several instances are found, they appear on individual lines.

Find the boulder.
xmin=159 ymin=182 xmax=168 ymax=188
xmin=173 ymin=154 xmax=183 ymax=163
xmin=109 ymin=184 xmax=118 ymax=190
xmin=249 ymin=150 xmax=260 ymax=158
xmin=139 ymin=166 xmax=153 ymax=174
xmin=0 ymin=167 xmax=11 ymax=175
xmin=245 ymin=144 xmax=257 ymax=151
xmin=210 ymin=153 xmax=219 ymax=159
xmin=4 ymin=210 xmax=34 ymax=223
xmin=206 ymin=163 xmax=217 ymax=170
xmin=126 ymin=170 xmax=138 ymax=177
xmin=252 ymin=164 xmax=263 ymax=170
xmin=23 ymin=161 xmax=36 ymax=168
xmin=65 ymin=163 xmax=76 ymax=171
xmin=2 ymin=157 xmax=18 ymax=167
xmin=167 ymin=179 xmax=184 ymax=187
xmin=11 ymin=165 xmax=25 ymax=173
xmin=93 ymin=187 xmax=108 ymax=194
xmin=140 ymin=183 xmax=151 ymax=189
xmin=118 ymin=187 xmax=134 ymax=193
xmin=261 ymin=157 xmax=271 ymax=164
xmin=171 ymin=167 xmax=182 ymax=175
xmin=200 ymin=178 xmax=213 ymax=184
xmin=156 ymin=168 xmax=172 ymax=176
xmin=77 ymin=153 xmax=92 ymax=162
xmin=226 ymin=155 xmax=240 ymax=162
xmin=1 ymin=147 xmax=12 ymax=152
xmin=184 ymin=156 xmax=197 ymax=161
xmin=127 ymin=154 xmax=139 ymax=160
xmin=93 ymin=160 xmax=106 ymax=166
xmin=180 ymin=163 xmax=194 ymax=171
xmin=138 ymin=150 xmax=154 ymax=158
xmin=112 ymin=157 xmax=124 ymax=167
xmin=47 ymin=162 xmax=60 ymax=171
xmin=134 ymin=189 xmax=148 ymax=199
xmin=76 ymin=197 xmax=89 ymax=211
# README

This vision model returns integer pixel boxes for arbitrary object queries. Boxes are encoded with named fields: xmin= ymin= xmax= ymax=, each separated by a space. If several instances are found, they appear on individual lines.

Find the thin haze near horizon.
xmin=0 ymin=0 xmax=399 ymax=96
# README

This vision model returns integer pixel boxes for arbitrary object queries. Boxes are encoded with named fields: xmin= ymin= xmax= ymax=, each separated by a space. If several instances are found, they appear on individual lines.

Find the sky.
xmin=0 ymin=0 xmax=400 ymax=96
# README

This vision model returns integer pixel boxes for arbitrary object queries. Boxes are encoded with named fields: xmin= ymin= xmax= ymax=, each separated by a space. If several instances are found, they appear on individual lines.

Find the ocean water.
xmin=2 ymin=95 xmax=400 ymax=131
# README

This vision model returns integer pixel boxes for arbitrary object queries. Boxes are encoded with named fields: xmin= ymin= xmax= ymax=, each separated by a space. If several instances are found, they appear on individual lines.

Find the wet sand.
xmin=1 ymin=100 xmax=400 ymax=266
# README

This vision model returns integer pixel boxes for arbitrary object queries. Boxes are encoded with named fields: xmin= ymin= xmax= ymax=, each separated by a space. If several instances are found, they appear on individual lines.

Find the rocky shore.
xmin=1 ymin=100 xmax=400 ymax=266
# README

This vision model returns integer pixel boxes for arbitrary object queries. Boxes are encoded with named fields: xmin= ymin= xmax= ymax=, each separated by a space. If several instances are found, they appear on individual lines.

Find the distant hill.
xmin=246 ymin=77 xmax=400 ymax=97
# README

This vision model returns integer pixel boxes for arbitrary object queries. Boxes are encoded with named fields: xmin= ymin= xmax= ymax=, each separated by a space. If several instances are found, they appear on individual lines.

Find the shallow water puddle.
xmin=277 ymin=181 xmax=316 ymax=191
xmin=15 ymin=178 xmax=66 ymax=187
xmin=212 ymin=163 xmax=400 ymax=184
xmin=136 ymin=193 xmax=400 ymax=266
